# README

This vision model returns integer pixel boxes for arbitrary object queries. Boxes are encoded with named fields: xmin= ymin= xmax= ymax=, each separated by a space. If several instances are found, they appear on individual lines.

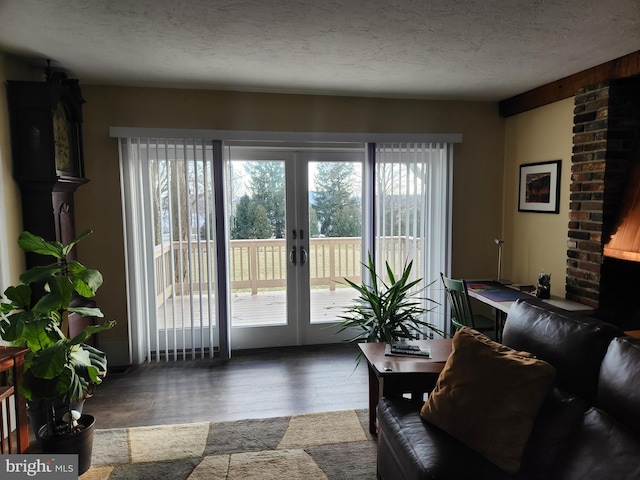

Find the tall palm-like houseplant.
xmin=335 ymin=254 xmax=445 ymax=351
xmin=0 ymin=230 xmax=115 ymax=461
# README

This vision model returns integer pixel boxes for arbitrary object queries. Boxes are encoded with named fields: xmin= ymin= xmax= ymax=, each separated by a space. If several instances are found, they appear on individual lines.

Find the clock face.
xmin=53 ymin=102 xmax=72 ymax=172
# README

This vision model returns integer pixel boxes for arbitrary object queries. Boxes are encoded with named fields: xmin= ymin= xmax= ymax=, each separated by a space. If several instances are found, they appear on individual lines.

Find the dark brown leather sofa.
xmin=376 ymin=300 xmax=640 ymax=479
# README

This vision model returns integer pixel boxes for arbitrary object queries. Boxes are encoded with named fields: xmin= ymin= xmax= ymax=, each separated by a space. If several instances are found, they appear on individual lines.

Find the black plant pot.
xmin=38 ymin=414 xmax=95 ymax=475
xmin=27 ymin=398 xmax=85 ymax=441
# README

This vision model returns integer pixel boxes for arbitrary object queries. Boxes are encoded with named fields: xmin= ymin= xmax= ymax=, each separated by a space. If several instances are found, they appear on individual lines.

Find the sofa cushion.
xmin=420 ymin=327 xmax=556 ymax=473
xmin=519 ymin=387 xmax=588 ymax=477
xmin=502 ymin=300 xmax=620 ymax=402
xmin=550 ymin=407 xmax=640 ymax=480
xmin=597 ymin=336 xmax=640 ymax=433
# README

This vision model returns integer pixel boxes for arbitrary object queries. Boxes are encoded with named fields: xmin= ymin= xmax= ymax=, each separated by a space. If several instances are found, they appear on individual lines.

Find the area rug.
xmin=79 ymin=409 xmax=376 ymax=480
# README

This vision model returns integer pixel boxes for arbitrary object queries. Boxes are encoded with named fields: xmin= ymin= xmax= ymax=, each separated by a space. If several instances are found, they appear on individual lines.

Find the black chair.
xmin=441 ymin=273 xmax=496 ymax=339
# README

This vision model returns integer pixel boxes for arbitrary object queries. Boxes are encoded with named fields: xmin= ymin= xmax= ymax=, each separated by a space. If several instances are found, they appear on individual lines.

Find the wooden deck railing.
xmin=153 ymin=236 xmax=420 ymax=305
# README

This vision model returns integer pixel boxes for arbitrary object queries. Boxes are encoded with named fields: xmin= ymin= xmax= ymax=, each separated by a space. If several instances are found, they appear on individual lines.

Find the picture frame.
xmin=518 ymin=160 xmax=561 ymax=213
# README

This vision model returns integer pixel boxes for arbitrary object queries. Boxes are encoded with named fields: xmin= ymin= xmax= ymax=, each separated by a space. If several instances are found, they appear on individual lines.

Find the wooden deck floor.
xmin=157 ymin=287 xmax=356 ymax=328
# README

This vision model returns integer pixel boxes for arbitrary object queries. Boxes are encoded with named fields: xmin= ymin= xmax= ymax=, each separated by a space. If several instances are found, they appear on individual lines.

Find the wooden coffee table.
xmin=359 ymin=339 xmax=452 ymax=434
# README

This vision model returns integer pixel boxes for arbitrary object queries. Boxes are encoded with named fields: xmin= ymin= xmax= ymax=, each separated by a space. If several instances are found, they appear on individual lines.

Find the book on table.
xmin=385 ymin=343 xmax=431 ymax=358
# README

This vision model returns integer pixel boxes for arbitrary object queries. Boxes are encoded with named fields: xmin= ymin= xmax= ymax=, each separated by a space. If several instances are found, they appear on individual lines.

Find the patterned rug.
xmin=79 ymin=409 xmax=376 ymax=480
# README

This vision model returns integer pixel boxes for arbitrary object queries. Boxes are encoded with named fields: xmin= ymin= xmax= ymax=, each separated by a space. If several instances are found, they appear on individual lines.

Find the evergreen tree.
xmin=332 ymin=201 xmax=361 ymax=237
xmin=232 ymin=195 xmax=272 ymax=239
xmin=245 ymin=161 xmax=286 ymax=238
xmin=309 ymin=206 xmax=320 ymax=237
xmin=313 ymin=163 xmax=361 ymax=237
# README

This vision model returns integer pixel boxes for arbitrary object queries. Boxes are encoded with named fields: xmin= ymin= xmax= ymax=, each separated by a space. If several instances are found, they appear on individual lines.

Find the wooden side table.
xmin=0 ymin=346 xmax=29 ymax=453
xmin=358 ymin=340 xmax=452 ymax=435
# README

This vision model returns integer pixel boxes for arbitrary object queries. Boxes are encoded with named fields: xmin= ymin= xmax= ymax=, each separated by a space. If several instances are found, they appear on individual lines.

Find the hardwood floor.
xmin=85 ymin=343 xmax=369 ymax=429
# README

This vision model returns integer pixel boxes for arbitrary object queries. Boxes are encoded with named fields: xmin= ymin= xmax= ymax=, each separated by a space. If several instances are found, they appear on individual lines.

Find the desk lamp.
xmin=494 ymin=238 xmax=511 ymax=284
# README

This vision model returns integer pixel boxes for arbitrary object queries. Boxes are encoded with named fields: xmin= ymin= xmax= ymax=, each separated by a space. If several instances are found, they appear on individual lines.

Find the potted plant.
xmin=335 ymin=253 xmax=446 ymax=360
xmin=0 ymin=230 xmax=115 ymax=474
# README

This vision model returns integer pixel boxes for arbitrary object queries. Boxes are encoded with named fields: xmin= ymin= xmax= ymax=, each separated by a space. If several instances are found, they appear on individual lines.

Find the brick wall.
xmin=568 ymin=77 xmax=640 ymax=318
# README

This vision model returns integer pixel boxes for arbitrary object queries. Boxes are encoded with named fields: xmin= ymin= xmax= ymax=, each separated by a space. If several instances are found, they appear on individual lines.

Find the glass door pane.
xmin=228 ymin=158 xmax=288 ymax=327
xmin=308 ymin=159 xmax=363 ymax=325
xmin=226 ymin=147 xmax=298 ymax=349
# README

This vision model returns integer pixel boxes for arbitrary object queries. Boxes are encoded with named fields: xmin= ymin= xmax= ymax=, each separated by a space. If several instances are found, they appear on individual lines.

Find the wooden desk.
xmin=359 ymin=339 xmax=452 ymax=435
xmin=467 ymin=281 xmax=593 ymax=340
xmin=0 ymin=346 xmax=29 ymax=453
xmin=467 ymin=281 xmax=594 ymax=314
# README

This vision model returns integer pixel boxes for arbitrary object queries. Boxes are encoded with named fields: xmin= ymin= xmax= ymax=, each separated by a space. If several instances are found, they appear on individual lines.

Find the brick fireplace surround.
xmin=568 ymin=76 xmax=640 ymax=329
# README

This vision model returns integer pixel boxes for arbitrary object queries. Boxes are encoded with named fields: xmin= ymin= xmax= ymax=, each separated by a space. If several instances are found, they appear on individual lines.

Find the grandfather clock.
xmin=7 ymin=66 xmax=94 ymax=341
xmin=7 ymin=67 xmax=88 ymax=268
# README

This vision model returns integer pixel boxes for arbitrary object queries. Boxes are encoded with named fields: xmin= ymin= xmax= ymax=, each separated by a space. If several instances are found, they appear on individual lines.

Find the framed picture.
xmin=518 ymin=160 xmax=561 ymax=213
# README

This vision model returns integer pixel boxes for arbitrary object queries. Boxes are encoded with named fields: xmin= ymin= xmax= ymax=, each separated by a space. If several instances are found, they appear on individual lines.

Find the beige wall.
xmin=502 ymin=98 xmax=574 ymax=296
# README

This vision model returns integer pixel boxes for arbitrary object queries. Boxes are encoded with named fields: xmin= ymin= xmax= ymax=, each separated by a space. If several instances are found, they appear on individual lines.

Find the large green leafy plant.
xmin=0 ymin=230 xmax=115 ymax=437
xmin=336 ymin=254 xmax=445 ymax=348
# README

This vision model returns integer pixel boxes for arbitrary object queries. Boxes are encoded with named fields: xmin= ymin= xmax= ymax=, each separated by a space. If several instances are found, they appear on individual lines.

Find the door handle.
xmin=300 ymin=246 xmax=308 ymax=266
xmin=289 ymin=246 xmax=297 ymax=265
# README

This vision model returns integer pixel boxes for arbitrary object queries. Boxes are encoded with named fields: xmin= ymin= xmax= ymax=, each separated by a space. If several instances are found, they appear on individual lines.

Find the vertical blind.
xmin=119 ymin=137 xmax=221 ymax=362
xmin=374 ymin=143 xmax=452 ymax=333
xmin=117 ymin=131 xmax=455 ymax=363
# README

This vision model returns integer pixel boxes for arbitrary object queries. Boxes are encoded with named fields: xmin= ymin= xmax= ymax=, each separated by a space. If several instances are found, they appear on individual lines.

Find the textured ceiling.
xmin=0 ymin=0 xmax=639 ymax=101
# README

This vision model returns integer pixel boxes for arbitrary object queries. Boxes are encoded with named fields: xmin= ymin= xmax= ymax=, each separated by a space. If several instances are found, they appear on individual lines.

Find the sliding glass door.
xmin=120 ymin=138 xmax=220 ymax=362
xmin=117 ymin=132 xmax=452 ymax=363
xmin=374 ymin=143 xmax=451 ymax=333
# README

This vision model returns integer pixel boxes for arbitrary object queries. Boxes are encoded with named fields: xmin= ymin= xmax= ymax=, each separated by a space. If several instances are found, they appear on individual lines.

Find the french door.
xmin=226 ymin=145 xmax=365 ymax=349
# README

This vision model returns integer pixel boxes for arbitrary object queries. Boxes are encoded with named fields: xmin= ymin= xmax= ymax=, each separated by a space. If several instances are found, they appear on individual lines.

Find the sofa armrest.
xmin=377 ymin=397 xmax=512 ymax=480
xmin=597 ymin=336 xmax=640 ymax=433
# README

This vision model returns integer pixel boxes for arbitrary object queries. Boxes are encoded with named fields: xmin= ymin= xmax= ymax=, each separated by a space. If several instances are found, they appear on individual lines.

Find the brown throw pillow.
xmin=420 ymin=327 xmax=556 ymax=473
